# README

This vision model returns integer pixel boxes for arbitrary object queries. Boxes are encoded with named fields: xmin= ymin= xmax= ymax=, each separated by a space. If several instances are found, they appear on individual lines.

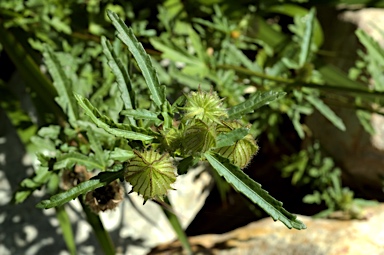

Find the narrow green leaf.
xmin=107 ymin=10 xmax=165 ymax=107
xmin=43 ymin=45 xmax=79 ymax=124
xmin=74 ymin=94 xmax=154 ymax=141
xmin=227 ymin=91 xmax=286 ymax=119
xmin=36 ymin=170 xmax=125 ymax=209
xmin=268 ymin=4 xmax=323 ymax=47
xmin=150 ymin=38 xmax=203 ymax=66
xmin=305 ymin=95 xmax=346 ymax=131
xmin=299 ymin=8 xmax=315 ymax=67
xmin=101 ymin=36 xmax=136 ymax=125
xmin=109 ymin=148 xmax=135 ymax=162
xmin=356 ymin=29 xmax=384 ymax=65
xmin=205 ymin=153 xmax=306 ymax=230
xmin=87 ymin=130 xmax=108 ymax=168
xmin=54 ymin=152 xmax=105 ymax=171
xmin=120 ymin=109 xmax=162 ymax=122
xmin=56 ymin=206 xmax=76 ymax=255
xmin=224 ymin=42 xmax=262 ymax=72
xmin=215 ymin=128 xmax=249 ymax=149
xmin=188 ymin=26 xmax=206 ymax=63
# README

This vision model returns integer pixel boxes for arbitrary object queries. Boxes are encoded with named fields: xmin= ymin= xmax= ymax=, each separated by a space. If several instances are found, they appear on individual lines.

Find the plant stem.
xmin=80 ymin=199 xmax=115 ymax=255
xmin=162 ymin=197 xmax=193 ymax=255
xmin=56 ymin=205 xmax=77 ymax=255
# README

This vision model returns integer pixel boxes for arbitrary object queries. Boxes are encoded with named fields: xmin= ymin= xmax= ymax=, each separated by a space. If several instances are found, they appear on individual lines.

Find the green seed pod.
xmin=160 ymin=127 xmax=182 ymax=154
xmin=125 ymin=150 xmax=177 ymax=201
xmin=181 ymin=119 xmax=216 ymax=155
xmin=215 ymin=121 xmax=259 ymax=169
xmin=182 ymin=89 xmax=228 ymax=124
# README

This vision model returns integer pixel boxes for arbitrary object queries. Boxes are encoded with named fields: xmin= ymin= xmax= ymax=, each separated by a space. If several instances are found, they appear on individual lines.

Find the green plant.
xmin=3 ymin=1 xmax=384 ymax=254
xmin=11 ymin=9 xmax=309 ymax=254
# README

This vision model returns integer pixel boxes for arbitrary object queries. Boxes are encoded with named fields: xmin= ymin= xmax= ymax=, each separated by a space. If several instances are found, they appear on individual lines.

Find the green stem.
xmin=219 ymin=64 xmax=384 ymax=98
xmin=56 ymin=205 xmax=77 ymax=255
xmin=162 ymin=197 xmax=193 ymax=255
xmin=80 ymin=199 xmax=115 ymax=255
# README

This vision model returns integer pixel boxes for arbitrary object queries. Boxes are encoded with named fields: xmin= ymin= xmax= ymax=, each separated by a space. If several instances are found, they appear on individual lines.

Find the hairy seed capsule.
xmin=215 ymin=121 xmax=259 ymax=169
xmin=182 ymin=89 xmax=228 ymax=124
xmin=182 ymin=119 xmax=216 ymax=155
xmin=125 ymin=150 xmax=177 ymax=201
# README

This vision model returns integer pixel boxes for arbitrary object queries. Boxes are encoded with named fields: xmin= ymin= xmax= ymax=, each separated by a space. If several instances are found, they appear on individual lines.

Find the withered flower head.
xmin=61 ymin=165 xmax=91 ymax=190
xmin=85 ymin=180 xmax=124 ymax=213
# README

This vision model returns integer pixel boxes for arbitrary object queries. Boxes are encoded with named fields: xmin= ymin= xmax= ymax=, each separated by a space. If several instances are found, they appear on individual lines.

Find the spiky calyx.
xmin=215 ymin=121 xmax=259 ymax=169
xmin=124 ymin=149 xmax=177 ymax=201
xmin=182 ymin=89 xmax=228 ymax=124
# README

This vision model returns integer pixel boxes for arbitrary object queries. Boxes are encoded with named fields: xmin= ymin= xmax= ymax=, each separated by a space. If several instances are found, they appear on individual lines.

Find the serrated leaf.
xmin=74 ymin=94 xmax=154 ymax=141
xmin=43 ymin=45 xmax=79 ymax=125
xmin=205 ymin=152 xmax=306 ymax=230
xmin=54 ymin=152 xmax=105 ymax=171
xmin=305 ymin=95 xmax=346 ymax=131
xmin=107 ymin=10 xmax=165 ymax=107
xmin=228 ymin=91 xmax=286 ymax=119
xmin=36 ymin=170 xmax=125 ymax=209
xmin=215 ymin=128 xmax=249 ymax=149
xmin=120 ymin=109 xmax=162 ymax=123
xmin=101 ymin=36 xmax=136 ymax=125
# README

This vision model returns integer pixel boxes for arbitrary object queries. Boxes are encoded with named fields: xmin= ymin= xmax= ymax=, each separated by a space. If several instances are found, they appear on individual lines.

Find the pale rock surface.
xmin=150 ymin=204 xmax=384 ymax=255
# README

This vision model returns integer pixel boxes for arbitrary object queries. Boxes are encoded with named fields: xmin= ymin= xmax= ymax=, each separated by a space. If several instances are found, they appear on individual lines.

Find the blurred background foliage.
xmin=1 ymin=0 xmax=384 ymax=239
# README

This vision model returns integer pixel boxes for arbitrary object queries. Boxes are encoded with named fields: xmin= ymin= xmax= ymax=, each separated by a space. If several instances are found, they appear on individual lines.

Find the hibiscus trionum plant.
xmin=17 ymin=10 xmax=305 ymax=251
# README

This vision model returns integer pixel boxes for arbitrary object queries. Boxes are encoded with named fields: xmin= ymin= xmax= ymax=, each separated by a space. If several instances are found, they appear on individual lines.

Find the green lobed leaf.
xmin=36 ymin=170 xmax=125 ymax=209
xmin=15 ymin=166 xmax=53 ymax=203
xmin=227 ymin=91 xmax=286 ymax=119
xmin=101 ymin=36 xmax=136 ymax=125
xmin=54 ymin=152 xmax=105 ymax=171
xmin=43 ymin=45 xmax=79 ymax=125
xmin=215 ymin=128 xmax=249 ymax=149
xmin=305 ymin=95 xmax=346 ymax=131
xmin=205 ymin=152 xmax=306 ymax=230
xmin=107 ymin=10 xmax=165 ymax=107
xmin=74 ymin=93 xmax=154 ymax=141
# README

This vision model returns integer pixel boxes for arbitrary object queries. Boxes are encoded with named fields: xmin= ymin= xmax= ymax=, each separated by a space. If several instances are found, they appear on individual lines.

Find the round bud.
xmin=181 ymin=119 xmax=216 ymax=155
xmin=215 ymin=121 xmax=259 ymax=169
xmin=125 ymin=149 xmax=177 ymax=201
xmin=182 ymin=89 xmax=228 ymax=124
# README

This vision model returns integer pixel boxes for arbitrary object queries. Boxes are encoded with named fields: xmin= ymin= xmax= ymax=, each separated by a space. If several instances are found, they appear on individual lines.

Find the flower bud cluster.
xmin=123 ymin=89 xmax=259 ymax=201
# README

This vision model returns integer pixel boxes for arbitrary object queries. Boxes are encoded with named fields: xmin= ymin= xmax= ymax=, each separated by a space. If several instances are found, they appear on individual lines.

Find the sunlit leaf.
xmin=36 ymin=170 xmax=125 ymax=209
xmin=227 ymin=91 xmax=286 ymax=119
xmin=107 ymin=10 xmax=165 ymax=107
xmin=205 ymin=152 xmax=306 ymax=230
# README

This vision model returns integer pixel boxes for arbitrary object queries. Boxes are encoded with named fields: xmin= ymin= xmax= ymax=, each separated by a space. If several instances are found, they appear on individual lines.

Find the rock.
xmin=150 ymin=204 xmax=384 ymax=255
